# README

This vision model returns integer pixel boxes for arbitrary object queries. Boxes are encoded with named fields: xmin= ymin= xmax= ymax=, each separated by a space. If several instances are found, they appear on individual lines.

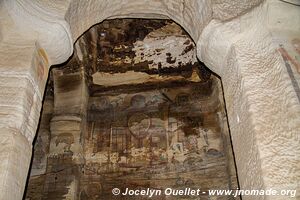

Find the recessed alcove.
xmin=24 ymin=19 xmax=239 ymax=200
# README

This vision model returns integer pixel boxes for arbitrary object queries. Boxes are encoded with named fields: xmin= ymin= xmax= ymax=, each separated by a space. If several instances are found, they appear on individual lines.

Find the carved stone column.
xmin=43 ymin=67 xmax=88 ymax=199
xmin=0 ymin=38 xmax=50 ymax=199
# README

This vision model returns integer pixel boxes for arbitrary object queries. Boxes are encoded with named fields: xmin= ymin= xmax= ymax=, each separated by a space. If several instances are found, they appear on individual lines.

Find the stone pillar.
xmin=24 ymin=93 xmax=54 ymax=199
xmin=222 ymin=34 xmax=300 ymax=200
xmin=0 ymin=38 xmax=49 ymax=199
xmin=197 ymin=4 xmax=300 ymax=199
xmin=43 ymin=67 xmax=88 ymax=199
xmin=0 ymin=129 xmax=32 ymax=200
xmin=0 ymin=1 xmax=72 ymax=199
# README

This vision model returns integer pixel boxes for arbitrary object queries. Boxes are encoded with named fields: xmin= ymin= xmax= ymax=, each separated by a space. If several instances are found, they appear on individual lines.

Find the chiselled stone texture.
xmin=212 ymin=0 xmax=263 ymax=21
xmin=3 ymin=0 xmax=73 ymax=65
xmin=1 ymin=0 xmax=299 ymax=200
xmin=0 ymin=7 xmax=52 ymax=200
xmin=8 ymin=0 xmax=262 ymax=48
xmin=65 ymin=0 xmax=212 ymax=44
xmin=4 ymin=0 xmax=261 ymax=66
xmin=0 ymin=7 xmax=51 ymax=143
xmin=0 ymin=129 xmax=32 ymax=200
xmin=1 ymin=0 xmax=264 ymax=66
xmin=0 ymin=45 xmax=46 ymax=143
xmin=229 ymin=35 xmax=300 ymax=199
xmin=0 ymin=42 xmax=44 ymax=143
xmin=198 ymin=3 xmax=300 ymax=200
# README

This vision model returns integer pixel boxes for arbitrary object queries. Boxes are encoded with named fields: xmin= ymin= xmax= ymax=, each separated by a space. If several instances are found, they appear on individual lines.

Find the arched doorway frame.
xmin=1 ymin=1 xmax=299 ymax=200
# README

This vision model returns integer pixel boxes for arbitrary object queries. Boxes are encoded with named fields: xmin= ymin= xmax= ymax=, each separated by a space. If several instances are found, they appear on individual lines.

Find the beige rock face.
xmin=198 ymin=4 xmax=300 ymax=199
xmin=0 ymin=0 xmax=299 ymax=200
xmin=212 ymin=0 xmax=263 ymax=21
xmin=0 ymin=129 xmax=32 ymax=200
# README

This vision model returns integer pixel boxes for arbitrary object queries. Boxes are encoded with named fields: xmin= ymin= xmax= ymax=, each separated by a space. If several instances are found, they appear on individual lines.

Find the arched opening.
xmin=24 ymin=18 xmax=239 ymax=199
xmin=1 ymin=1 xmax=299 ymax=200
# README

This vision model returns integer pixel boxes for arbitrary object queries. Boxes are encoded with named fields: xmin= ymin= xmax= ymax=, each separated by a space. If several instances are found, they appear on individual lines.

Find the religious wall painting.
xmin=81 ymin=83 xmax=228 ymax=199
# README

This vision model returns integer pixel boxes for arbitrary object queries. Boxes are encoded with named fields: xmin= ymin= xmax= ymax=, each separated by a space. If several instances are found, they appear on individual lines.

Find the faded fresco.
xmin=80 ymin=82 xmax=232 ymax=200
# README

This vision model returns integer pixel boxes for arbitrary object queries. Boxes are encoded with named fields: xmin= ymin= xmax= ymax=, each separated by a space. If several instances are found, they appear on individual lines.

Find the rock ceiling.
xmin=57 ymin=19 xmax=212 ymax=93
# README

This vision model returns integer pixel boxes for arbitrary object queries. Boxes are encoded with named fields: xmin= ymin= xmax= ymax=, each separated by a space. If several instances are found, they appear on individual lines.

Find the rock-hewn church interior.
xmin=0 ymin=1 xmax=299 ymax=200
xmin=25 ymin=19 xmax=238 ymax=200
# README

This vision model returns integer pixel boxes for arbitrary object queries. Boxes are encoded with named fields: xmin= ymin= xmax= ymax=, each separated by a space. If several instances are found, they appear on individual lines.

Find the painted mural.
xmin=80 ymin=81 xmax=232 ymax=200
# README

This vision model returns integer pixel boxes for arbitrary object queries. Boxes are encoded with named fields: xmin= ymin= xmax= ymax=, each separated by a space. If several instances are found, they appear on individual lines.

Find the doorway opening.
xmin=24 ymin=18 xmax=239 ymax=200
